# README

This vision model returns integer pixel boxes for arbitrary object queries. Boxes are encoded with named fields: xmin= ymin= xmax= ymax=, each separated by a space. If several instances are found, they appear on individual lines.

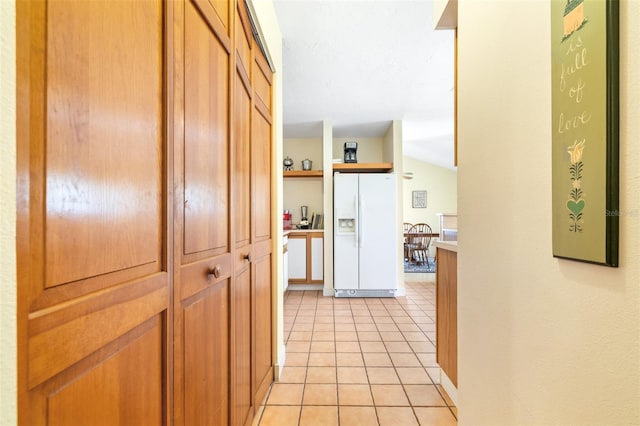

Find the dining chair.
xmin=403 ymin=223 xmax=414 ymax=261
xmin=407 ymin=223 xmax=433 ymax=267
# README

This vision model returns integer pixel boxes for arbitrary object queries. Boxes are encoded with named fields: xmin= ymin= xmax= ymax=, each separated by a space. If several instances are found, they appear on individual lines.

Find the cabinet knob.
xmin=244 ymin=253 xmax=251 ymax=262
xmin=208 ymin=265 xmax=221 ymax=279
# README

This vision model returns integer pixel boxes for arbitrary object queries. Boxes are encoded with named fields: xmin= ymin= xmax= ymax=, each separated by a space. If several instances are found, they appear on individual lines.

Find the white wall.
xmin=402 ymin=156 xmax=457 ymax=233
xmin=0 ymin=1 xmax=16 ymax=425
xmin=457 ymin=1 xmax=640 ymax=425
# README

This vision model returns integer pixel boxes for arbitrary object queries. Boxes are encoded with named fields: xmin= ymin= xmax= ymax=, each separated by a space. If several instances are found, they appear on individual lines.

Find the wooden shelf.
xmin=283 ymin=170 xmax=324 ymax=178
xmin=332 ymin=162 xmax=393 ymax=173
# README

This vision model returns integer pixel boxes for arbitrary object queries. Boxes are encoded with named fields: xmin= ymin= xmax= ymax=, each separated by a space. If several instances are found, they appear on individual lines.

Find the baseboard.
xmin=440 ymin=369 xmax=458 ymax=406
xmin=323 ymin=288 xmax=334 ymax=297
xmin=395 ymin=288 xmax=406 ymax=296
xmin=274 ymin=344 xmax=286 ymax=381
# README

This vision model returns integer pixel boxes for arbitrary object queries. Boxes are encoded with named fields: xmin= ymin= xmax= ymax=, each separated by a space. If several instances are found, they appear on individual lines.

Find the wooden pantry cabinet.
xmin=287 ymin=231 xmax=324 ymax=285
xmin=16 ymin=1 xmax=273 ymax=425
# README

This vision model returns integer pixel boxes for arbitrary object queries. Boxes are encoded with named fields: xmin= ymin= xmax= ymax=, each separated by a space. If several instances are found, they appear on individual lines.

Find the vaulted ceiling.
xmin=272 ymin=0 xmax=456 ymax=169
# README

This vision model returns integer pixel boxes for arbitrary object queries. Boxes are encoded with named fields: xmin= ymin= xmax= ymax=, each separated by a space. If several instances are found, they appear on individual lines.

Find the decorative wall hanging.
xmin=412 ymin=190 xmax=427 ymax=208
xmin=551 ymin=0 xmax=619 ymax=266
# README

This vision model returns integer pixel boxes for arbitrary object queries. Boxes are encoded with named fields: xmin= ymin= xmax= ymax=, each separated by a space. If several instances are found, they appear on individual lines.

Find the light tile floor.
xmin=253 ymin=281 xmax=457 ymax=426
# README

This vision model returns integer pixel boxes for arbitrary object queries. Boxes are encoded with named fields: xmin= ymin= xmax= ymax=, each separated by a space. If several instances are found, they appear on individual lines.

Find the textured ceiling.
xmin=272 ymin=0 xmax=456 ymax=169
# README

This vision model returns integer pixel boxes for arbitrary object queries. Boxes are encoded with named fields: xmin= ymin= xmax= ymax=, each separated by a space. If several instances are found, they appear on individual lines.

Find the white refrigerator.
xmin=333 ymin=173 xmax=398 ymax=297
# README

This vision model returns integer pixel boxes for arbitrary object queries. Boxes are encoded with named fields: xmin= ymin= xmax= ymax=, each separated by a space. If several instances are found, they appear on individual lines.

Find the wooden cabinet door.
xmin=251 ymin=49 xmax=274 ymax=407
xmin=231 ymin=3 xmax=253 ymax=424
xmin=16 ymin=1 xmax=171 ymax=424
xmin=173 ymin=1 xmax=232 ymax=424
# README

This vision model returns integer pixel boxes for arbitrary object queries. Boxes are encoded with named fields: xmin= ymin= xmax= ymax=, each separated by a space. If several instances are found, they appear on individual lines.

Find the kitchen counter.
xmin=284 ymin=229 xmax=324 ymax=235
xmin=433 ymin=240 xmax=457 ymax=252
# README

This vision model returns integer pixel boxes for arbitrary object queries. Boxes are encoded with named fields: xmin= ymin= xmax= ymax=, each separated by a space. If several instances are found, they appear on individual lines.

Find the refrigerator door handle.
xmin=358 ymin=195 xmax=364 ymax=248
xmin=355 ymin=195 xmax=359 ymax=247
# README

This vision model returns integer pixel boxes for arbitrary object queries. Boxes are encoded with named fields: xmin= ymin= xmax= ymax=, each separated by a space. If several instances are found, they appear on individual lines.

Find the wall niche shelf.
xmin=283 ymin=170 xmax=324 ymax=178
xmin=332 ymin=162 xmax=393 ymax=173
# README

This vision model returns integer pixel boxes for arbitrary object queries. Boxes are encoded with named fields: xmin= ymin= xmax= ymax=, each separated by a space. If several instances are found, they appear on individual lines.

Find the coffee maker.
xmin=344 ymin=141 xmax=358 ymax=163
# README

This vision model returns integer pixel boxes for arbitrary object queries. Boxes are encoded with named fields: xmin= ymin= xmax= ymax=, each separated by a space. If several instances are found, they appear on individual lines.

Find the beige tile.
xmin=289 ymin=331 xmax=313 ymax=341
xmin=355 ymin=323 xmax=377 ymax=332
xmin=335 ymin=331 xmax=358 ymax=341
xmin=363 ymin=352 xmax=393 ymax=367
xmin=370 ymin=384 xmax=410 ymax=406
xmin=337 ymin=366 xmax=368 ymax=384
xmin=397 ymin=323 xmax=421 ymax=332
xmin=308 ymin=352 xmax=336 ymax=367
xmin=334 ymin=323 xmax=356 ymax=332
xmin=334 ymin=316 xmax=355 ymax=324
xmin=380 ymin=331 xmax=406 ymax=342
xmin=293 ymin=323 xmax=314 ymax=332
xmin=402 ymin=331 xmax=428 ymax=342
xmin=336 ymin=352 xmax=364 ymax=367
xmin=376 ymin=407 xmax=418 ymax=426
xmin=373 ymin=316 xmax=395 ymax=324
xmin=359 ymin=341 xmax=386 ymax=353
xmin=295 ymin=316 xmax=315 ymax=324
xmin=383 ymin=341 xmax=412 ymax=353
xmin=335 ymin=341 xmax=361 ymax=353
xmin=339 ymin=406 xmax=379 ymax=426
xmin=389 ymin=352 xmax=421 ymax=367
xmin=299 ymin=406 xmax=338 ymax=426
xmin=285 ymin=352 xmax=309 ymax=367
xmin=337 ymin=384 xmax=374 ymax=406
xmin=393 ymin=316 xmax=414 ymax=324
xmin=413 ymin=407 xmax=457 ymax=426
xmin=353 ymin=316 xmax=374 ymax=324
xmin=397 ymin=367 xmax=431 ymax=384
xmin=416 ymin=352 xmax=438 ymax=368
xmin=259 ymin=405 xmax=300 ymax=426
xmin=315 ymin=316 xmax=334 ymax=324
xmin=303 ymin=383 xmax=337 ymax=405
xmin=306 ymin=366 xmax=337 ymax=383
xmin=425 ymin=367 xmax=441 ymax=384
xmin=312 ymin=331 xmax=335 ymax=341
xmin=376 ymin=323 xmax=399 ymax=331
xmin=310 ymin=341 xmax=336 ymax=353
xmin=408 ymin=340 xmax=436 ymax=353
xmin=357 ymin=331 xmax=382 ymax=341
xmin=451 ymin=406 xmax=458 ymax=418
xmin=278 ymin=366 xmax=307 ymax=383
xmin=404 ymin=385 xmax=447 ymax=406
xmin=366 ymin=367 xmax=400 ymax=384
xmin=286 ymin=341 xmax=311 ymax=353
xmin=266 ymin=383 xmax=304 ymax=405
xmin=313 ymin=323 xmax=334 ymax=332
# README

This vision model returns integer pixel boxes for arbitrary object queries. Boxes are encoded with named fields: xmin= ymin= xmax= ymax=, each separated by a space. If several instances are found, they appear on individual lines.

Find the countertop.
xmin=283 ymin=229 xmax=324 ymax=235
xmin=433 ymin=240 xmax=458 ymax=253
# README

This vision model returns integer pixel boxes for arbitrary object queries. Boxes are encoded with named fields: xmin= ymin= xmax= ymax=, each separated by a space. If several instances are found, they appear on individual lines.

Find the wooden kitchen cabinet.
xmin=287 ymin=231 xmax=324 ymax=285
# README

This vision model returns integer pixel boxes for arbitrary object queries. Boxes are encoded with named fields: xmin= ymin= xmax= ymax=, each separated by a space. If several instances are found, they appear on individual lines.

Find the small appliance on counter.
xmin=344 ymin=141 xmax=358 ymax=163
xmin=283 ymin=210 xmax=292 ymax=230
xmin=298 ymin=205 xmax=310 ymax=229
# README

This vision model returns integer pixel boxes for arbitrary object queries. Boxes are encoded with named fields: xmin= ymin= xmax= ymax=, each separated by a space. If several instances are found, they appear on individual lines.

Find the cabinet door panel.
xmin=17 ymin=1 xmax=170 ymax=423
xmin=174 ymin=1 xmax=232 ymax=425
xmin=252 ymin=108 xmax=272 ymax=241
xmin=183 ymin=0 xmax=229 ymax=256
xmin=311 ymin=236 xmax=324 ymax=281
xmin=44 ymin=0 xmax=163 ymax=289
xmin=287 ymin=236 xmax=307 ymax=280
xmin=183 ymin=282 xmax=229 ymax=425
